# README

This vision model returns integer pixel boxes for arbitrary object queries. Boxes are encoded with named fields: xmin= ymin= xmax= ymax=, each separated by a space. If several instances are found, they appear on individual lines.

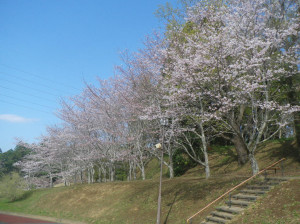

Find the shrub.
xmin=0 ymin=172 xmax=27 ymax=201
xmin=173 ymin=150 xmax=197 ymax=177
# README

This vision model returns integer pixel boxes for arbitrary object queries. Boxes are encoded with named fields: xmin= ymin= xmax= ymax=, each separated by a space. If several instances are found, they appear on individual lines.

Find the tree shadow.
xmin=262 ymin=139 xmax=299 ymax=161
xmin=9 ymin=190 xmax=33 ymax=203
xmin=164 ymin=191 xmax=178 ymax=224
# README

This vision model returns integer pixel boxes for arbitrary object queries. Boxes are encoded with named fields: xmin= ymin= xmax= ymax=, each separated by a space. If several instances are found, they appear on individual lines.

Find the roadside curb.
xmin=0 ymin=211 xmax=86 ymax=224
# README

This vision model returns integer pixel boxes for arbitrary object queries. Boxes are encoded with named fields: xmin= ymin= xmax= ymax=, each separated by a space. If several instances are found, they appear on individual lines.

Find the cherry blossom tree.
xmin=160 ymin=0 xmax=299 ymax=174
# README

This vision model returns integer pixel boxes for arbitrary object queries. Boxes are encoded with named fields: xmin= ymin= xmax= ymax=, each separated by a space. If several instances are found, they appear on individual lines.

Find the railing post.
xmin=228 ymin=193 xmax=231 ymax=208
xmin=280 ymin=160 xmax=284 ymax=177
xmin=264 ymin=170 xmax=268 ymax=182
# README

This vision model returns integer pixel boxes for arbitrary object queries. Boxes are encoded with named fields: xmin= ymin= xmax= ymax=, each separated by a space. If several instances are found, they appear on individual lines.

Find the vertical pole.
xmin=157 ymin=125 xmax=165 ymax=224
xmin=280 ymin=160 xmax=284 ymax=177
xmin=264 ymin=170 xmax=268 ymax=182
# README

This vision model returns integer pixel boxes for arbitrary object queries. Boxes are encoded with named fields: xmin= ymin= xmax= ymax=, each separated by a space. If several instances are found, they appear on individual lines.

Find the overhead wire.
xmin=0 ymin=77 xmax=62 ymax=98
xmin=0 ymin=93 xmax=56 ymax=110
xmin=0 ymin=99 xmax=53 ymax=114
xmin=0 ymin=85 xmax=57 ymax=103
xmin=0 ymin=71 xmax=76 ymax=96
xmin=0 ymin=63 xmax=92 ymax=116
xmin=0 ymin=63 xmax=81 ymax=91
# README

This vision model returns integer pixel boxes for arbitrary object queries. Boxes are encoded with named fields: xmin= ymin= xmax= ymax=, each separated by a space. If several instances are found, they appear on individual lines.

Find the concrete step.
xmin=226 ymin=199 xmax=251 ymax=207
xmin=206 ymin=215 xmax=228 ymax=223
xmin=246 ymin=185 xmax=271 ymax=190
xmin=232 ymin=193 xmax=258 ymax=201
xmin=216 ymin=206 xmax=244 ymax=214
xmin=211 ymin=211 xmax=235 ymax=220
xmin=266 ymin=177 xmax=288 ymax=182
xmin=263 ymin=181 xmax=281 ymax=185
xmin=201 ymin=221 xmax=217 ymax=224
xmin=240 ymin=189 xmax=266 ymax=195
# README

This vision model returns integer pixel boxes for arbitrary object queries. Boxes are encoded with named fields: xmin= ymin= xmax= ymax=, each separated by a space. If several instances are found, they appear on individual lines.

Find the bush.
xmin=0 ymin=172 xmax=27 ymax=201
xmin=173 ymin=150 xmax=197 ymax=177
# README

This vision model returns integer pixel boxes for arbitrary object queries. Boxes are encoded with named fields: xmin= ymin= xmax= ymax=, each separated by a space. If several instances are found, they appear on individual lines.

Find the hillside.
xmin=0 ymin=140 xmax=299 ymax=224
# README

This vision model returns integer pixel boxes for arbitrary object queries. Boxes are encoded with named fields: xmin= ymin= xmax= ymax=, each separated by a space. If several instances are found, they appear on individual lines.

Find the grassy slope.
xmin=231 ymin=179 xmax=300 ymax=224
xmin=0 ymin=140 xmax=299 ymax=224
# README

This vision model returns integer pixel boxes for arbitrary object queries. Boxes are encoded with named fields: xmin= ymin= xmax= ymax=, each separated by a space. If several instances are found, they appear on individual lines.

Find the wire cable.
xmin=0 ymin=93 xmax=56 ymax=110
xmin=0 ymin=71 xmax=75 ymax=95
xmin=0 ymin=85 xmax=57 ymax=103
xmin=0 ymin=99 xmax=53 ymax=114
xmin=0 ymin=77 xmax=62 ymax=98
xmin=0 ymin=63 xmax=81 ymax=91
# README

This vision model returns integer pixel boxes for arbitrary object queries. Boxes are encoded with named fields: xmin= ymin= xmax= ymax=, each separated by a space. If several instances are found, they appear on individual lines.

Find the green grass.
xmin=0 ymin=140 xmax=299 ymax=224
xmin=0 ymin=176 xmax=245 ymax=223
xmin=231 ymin=179 xmax=300 ymax=224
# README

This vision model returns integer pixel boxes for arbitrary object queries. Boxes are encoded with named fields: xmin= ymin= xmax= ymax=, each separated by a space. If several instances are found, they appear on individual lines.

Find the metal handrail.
xmin=186 ymin=158 xmax=286 ymax=223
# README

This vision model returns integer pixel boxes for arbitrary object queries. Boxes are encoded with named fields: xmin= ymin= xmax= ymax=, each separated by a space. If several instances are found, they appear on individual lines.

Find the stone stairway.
xmin=200 ymin=177 xmax=287 ymax=224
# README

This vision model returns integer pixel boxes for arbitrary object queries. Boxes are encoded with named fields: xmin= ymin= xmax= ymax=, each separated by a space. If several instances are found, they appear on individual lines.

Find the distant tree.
xmin=0 ymin=145 xmax=31 ymax=175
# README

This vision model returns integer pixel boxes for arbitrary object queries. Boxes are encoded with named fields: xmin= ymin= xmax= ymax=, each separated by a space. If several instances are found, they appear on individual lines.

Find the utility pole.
xmin=156 ymin=118 xmax=168 ymax=224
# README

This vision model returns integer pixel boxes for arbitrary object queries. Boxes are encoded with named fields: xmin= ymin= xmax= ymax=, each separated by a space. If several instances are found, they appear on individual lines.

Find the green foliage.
xmin=0 ymin=172 xmax=27 ymax=202
xmin=115 ymin=165 xmax=128 ymax=181
xmin=0 ymin=145 xmax=31 ymax=176
xmin=173 ymin=149 xmax=197 ymax=176
xmin=211 ymin=145 xmax=234 ymax=155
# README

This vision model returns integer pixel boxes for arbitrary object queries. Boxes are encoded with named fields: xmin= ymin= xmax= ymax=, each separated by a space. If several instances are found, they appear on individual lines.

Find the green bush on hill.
xmin=173 ymin=149 xmax=197 ymax=177
xmin=0 ymin=172 xmax=27 ymax=202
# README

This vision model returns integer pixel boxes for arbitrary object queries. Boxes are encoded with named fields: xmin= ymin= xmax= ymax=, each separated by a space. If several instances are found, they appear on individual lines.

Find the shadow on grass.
xmin=9 ymin=190 xmax=33 ymax=203
xmin=261 ymin=139 xmax=299 ymax=162
xmin=164 ymin=192 xmax=178 ymax=224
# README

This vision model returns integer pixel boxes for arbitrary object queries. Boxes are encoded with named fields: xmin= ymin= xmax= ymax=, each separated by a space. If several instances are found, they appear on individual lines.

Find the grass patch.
xmin=231 ymin=179 xmax=300 ymax=224
xmin=0 ymin=140 xmax=299 ymax=223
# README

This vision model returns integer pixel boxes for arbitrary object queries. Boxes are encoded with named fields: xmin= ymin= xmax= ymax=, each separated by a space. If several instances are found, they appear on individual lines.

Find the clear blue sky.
xmin=0 ymin=0 xmax=177 ymax=152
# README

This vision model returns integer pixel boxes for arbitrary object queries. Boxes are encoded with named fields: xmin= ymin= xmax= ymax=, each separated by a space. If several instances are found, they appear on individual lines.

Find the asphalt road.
xmin=0 ymin=213 xmax=58 ymax=224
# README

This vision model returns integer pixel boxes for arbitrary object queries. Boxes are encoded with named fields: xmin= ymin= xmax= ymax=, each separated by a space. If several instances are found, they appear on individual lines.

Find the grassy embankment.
xmin=0 ymin=139 xmax=299 ymax=224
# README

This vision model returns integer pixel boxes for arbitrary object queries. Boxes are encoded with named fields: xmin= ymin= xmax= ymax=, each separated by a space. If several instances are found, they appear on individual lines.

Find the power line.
xmin=0 ymin=93 xmax=56 ymax=110
xmin=0 ymin=63 xmax=81 ymax=91
xmin=0 ymin=85 xmax=57 ymax=104
xmin=0 ymin=99 xmax=53 ymax=114
xmin=0 ymin=71 xmax=74 ymax=96
xmin=0 ymin=77 xmax=62 ymax=98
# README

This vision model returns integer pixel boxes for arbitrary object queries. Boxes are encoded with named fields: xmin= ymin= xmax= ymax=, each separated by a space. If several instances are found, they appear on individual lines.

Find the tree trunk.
xmin=80 ymin=170 xmax=83 ymax=184
xmin=74 ymin=171 xmax=77 ymax=184
xmin=279 ymin=128 xmax=282 ymax=139
xmin=103 ymin=167 xmax=107 ymax=182
xmin=286 ymin=74 xmax=300 ymax=148
xmin=98 ymin=167 xmax=102 ymax=182
xmin=49 ymin=172 xmax=53 ymax=188
xmin=203 ymin=146 xmax=210 ymax=179
xmin=109 ymin=165 xmax=115 ymax=182
xmin=168 ymin=153 xmax=174 ymax=179
xmin=199 ymin=117 xmax=210 ymax=179
xmin=231 ymin=135 xmax=249 ymax=165
xmin=249 ymin=153 xmax=259 ymax=175
xmin=91 ymin=167 xmax=95 ymax=183
xmin=141 ymin=165 xmax=145 ymax=180
xmin=294 ymin=112 xmax=300 ymax=148
xmin=133 ymin=163 xmax=137 ymax=180
xmin=128 ymin=161 xmax=132 ymax=181
xmin=87 ymin=168 xmax=91 ymax=184
xmin=169 ymin=164 xmax=174 ymax=179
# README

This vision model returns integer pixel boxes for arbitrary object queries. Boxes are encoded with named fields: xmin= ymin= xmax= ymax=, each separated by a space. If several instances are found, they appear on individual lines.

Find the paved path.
xmin=0 ymin=213 xmax=58 ymax=224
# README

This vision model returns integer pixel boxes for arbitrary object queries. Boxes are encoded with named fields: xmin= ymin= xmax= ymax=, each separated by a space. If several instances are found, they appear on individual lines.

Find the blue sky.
xmin=0 ymin=0 xmax=177 ymax=152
